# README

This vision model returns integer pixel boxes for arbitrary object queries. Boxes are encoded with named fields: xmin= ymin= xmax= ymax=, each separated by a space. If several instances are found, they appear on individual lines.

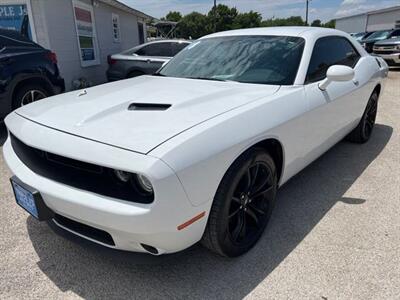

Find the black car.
xmin=0 ymin=29 xmax=65 ymax=121
xmin=360 ymin=29 xmax=400 ymax=53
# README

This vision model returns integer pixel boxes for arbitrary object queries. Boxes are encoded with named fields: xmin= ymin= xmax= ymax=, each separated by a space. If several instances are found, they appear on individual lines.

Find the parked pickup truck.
xmin=373 ymin=37 xmax=400 ymax=66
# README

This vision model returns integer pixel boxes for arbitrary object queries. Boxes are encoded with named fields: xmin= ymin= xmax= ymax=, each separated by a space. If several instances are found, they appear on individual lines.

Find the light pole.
xmin=305 ymin=0 xmax=311 ymax=26
xmin=213 ymin=0 xmax=217 ymax=32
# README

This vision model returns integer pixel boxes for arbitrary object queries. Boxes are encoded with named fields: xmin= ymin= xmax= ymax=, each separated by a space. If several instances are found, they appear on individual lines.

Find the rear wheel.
xmin=347 ymin=92 xmax=378 ymax=143
xmin=12 ymin=84 xmax=49 ymax=109
xmin=202 ymin=148 xmax=277 ymax=257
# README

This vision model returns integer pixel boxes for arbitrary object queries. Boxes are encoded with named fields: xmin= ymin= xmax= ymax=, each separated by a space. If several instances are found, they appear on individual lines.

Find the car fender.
xmin=149 ymin=86 xmax=307 ymax=207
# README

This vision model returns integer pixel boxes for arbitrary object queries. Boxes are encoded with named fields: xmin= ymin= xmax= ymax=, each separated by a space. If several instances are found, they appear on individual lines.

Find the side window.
xmin=171 ymin=42 xmax=189 ymax=56
xmin=306 ymin=36 xmax=360 ymax=84
xmin=390 ymin=30 xmax=400 ymax=37
xmin=136 ymin=43 xmax=172 ymax=57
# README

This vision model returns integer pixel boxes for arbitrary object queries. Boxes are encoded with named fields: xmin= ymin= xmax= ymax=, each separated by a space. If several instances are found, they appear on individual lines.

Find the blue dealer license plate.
xmin=11 ymin=179 xmax=39 ymax=219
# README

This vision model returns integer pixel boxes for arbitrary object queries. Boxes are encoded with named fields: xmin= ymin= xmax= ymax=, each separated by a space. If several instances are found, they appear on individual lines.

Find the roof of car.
xmin=146 ymin=39 xmax=191 ymax=45
xmin=202 ymin=26 xmax=345 ymax=39
xmin=0 ymin=29 xmax=39 ymax=46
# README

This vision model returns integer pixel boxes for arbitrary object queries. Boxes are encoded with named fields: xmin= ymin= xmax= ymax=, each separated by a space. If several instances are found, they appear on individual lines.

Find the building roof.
xmin=335 ymin=5 xmax=400 ymax=21
xmin=99 ymin=0 xmax=154 ymax=21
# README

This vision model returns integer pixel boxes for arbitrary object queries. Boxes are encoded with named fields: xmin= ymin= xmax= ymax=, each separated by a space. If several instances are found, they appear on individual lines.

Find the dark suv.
xmin=0 ymin=29 xmax=65 ymax=121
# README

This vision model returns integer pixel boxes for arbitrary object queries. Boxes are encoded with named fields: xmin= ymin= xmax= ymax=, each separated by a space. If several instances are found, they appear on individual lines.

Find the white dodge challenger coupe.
xmin=3 ymin=27 xmax=388 ymax=257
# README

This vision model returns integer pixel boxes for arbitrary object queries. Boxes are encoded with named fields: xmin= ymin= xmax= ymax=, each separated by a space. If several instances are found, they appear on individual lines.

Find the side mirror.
xmin=319 ymin=65 xmax=355 ymax=90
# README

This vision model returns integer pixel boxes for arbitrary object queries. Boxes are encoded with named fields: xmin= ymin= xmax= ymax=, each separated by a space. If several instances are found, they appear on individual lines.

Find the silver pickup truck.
xmin=373 ymin=37 xmax=400 ymax=66
xmin=106 ymin=39 xmax=191 ymax=81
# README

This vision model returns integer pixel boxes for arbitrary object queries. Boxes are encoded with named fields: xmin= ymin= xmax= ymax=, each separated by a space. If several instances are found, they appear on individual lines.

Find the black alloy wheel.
xmin=363 ymin=93 xmax=378 ymax=140
xmin=347 ymin=91 xmax=379 ymax=143
xmin=202 ymin=149 xmax=277 ymax=257
xmin=228 ymin=161 xmax=274 ymax=245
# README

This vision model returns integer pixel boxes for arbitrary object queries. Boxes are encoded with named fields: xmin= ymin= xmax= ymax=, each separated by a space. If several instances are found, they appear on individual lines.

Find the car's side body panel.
xmin=150 ymin=57 xmax=385 ymax=207
xmin=106 ymin=55 xmax=169 ymax=81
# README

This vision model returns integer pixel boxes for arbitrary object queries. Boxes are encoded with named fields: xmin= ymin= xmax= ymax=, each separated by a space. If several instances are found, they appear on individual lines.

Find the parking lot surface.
xmin=0 ymin=71 xmax=399 ymax=299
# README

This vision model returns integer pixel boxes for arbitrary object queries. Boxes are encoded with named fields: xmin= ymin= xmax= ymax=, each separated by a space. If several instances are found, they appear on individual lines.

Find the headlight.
xmin=114 ymin=170 xmax=131 ymax=183
xmin=135 ymin=174 xmax=153 ymax=194
xmin=113 ymin=170 xmax=154 ymax=196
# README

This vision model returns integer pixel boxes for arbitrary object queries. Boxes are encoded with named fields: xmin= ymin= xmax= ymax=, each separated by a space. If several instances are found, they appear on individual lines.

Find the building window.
xmin=72 ymin=0 xmax=100 ymax=67
xmin=112 ymin=13 xmax=120 ymax=43
xmin=0 ymin=1 xmax=36 ymax=41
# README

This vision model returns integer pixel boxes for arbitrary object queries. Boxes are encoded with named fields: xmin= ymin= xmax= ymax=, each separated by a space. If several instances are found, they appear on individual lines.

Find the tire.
xmin=12 ymin=84 xmax=49 ymax=110
xmin=202 ymin=148 xmax=278 ymax=257
xmin=127 ymin=71 xmax=145 ymax=78
xmin=346 ymin=91 xmax=379 ymax=143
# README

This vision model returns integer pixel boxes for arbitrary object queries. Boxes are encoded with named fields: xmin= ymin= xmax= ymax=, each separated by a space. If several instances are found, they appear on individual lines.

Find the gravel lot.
xmin=0 ymin=71 xmax=399 ymax=300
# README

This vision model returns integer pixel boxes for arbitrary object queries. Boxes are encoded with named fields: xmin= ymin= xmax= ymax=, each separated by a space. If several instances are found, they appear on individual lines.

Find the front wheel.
xmin=346 ymin=91 xmax=378 ymax=143
xmin=202 ymin=149 xmax=277 ymax=257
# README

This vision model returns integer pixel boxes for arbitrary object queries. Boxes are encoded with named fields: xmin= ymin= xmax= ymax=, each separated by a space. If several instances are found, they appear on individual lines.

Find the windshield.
xmin=159 ymin=35 xmax=305 ymax=85
xmin=367 ymin=30 xmax=391 ymax=40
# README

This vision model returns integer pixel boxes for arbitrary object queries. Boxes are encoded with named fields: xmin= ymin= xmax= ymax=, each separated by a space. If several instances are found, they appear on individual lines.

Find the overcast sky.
xmin=120 ymin=0 xmax=399 ymax=22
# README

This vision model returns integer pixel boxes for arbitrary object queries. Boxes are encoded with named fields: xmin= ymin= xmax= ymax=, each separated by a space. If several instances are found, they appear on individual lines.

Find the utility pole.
xmin=213 ymin=0 xmax=217 ymax=32
xmin=305 ymin=0 xmax=310 ymax=26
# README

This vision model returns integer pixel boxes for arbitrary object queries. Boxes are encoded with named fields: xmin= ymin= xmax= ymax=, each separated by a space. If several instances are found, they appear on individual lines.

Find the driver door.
xmin=302 ymin=36 xmax=364 ymax=164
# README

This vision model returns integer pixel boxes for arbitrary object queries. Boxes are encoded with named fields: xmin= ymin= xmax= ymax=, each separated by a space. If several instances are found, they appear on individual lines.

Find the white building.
xmin=0 ymin=0 xmax=153 ymax=90
xmin=335 ymin=6 xmax=400 ymax=33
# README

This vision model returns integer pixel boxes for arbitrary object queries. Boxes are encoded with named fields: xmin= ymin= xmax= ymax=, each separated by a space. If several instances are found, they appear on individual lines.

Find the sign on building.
xmin=0 ymin=3 xmax=34 ymax=40
xmin=72 ymin=0 xmax=100 ymax=67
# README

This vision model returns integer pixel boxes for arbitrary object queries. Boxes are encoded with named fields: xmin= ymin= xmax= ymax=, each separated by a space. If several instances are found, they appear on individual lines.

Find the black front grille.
xmin=10 ymin=133 xmax=153 ymax=203
xmin=54 ymin=214 xmax=115 ymax=246
xmin=374 ymin=50 xmax=397 ymax=55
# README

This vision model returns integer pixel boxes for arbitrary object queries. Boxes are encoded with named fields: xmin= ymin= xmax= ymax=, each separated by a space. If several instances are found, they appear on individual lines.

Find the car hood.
xmin=16 ymin=76 xmax=279 ymax=154
xmin=361 ymin=36 xmax=389 ymax=43
xmin=374 ymin=37 xmax=400 ymax=46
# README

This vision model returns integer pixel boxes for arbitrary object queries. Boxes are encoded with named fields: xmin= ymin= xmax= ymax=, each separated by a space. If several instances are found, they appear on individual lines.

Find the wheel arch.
xmin=12 ymin=75 xmax=54 ymax=103
xmin=373 ymin=83 xmax=381 ymax=97
xmin=249 ymin=138 xmax=285 ymax=184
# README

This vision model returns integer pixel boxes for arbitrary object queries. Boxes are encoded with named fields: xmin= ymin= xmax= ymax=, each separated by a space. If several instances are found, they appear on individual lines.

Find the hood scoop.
xmin=128 ymin=103 xmax=171 ymax=111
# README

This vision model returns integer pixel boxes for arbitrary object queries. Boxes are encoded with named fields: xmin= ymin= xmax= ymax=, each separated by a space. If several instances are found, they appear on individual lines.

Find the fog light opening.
xmin=141 ymin=243 xmax=159 ymax=255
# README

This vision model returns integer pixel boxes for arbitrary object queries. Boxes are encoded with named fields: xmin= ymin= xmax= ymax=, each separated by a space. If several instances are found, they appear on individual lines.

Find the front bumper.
xmin=374 ymin=53 xmax=400 ymax=66
xmin=3 ymin=113 xmax=209 ymax=254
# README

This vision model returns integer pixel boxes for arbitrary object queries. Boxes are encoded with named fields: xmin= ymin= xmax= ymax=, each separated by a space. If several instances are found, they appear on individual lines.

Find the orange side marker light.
xmin=177 ymin=211 xmax=206 ymax=231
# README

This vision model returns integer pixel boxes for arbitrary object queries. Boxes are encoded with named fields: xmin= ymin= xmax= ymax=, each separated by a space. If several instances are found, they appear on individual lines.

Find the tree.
xmin=177 ymin=12 xmax=210 ymax=39
xmin=323 ymin=19 xmax=336 ymax=28
xmin=207 ymin=4 xmax=238 ymax=32
xmin=311 ymin=19 xmax=322 ymax=27
xmin=165 ymin=11 xmax=182 ymax=22
xmin=233 ymin=11 xmax=262 ymax=29
xmin=261 ymin=16 xmax=304 ymax=27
